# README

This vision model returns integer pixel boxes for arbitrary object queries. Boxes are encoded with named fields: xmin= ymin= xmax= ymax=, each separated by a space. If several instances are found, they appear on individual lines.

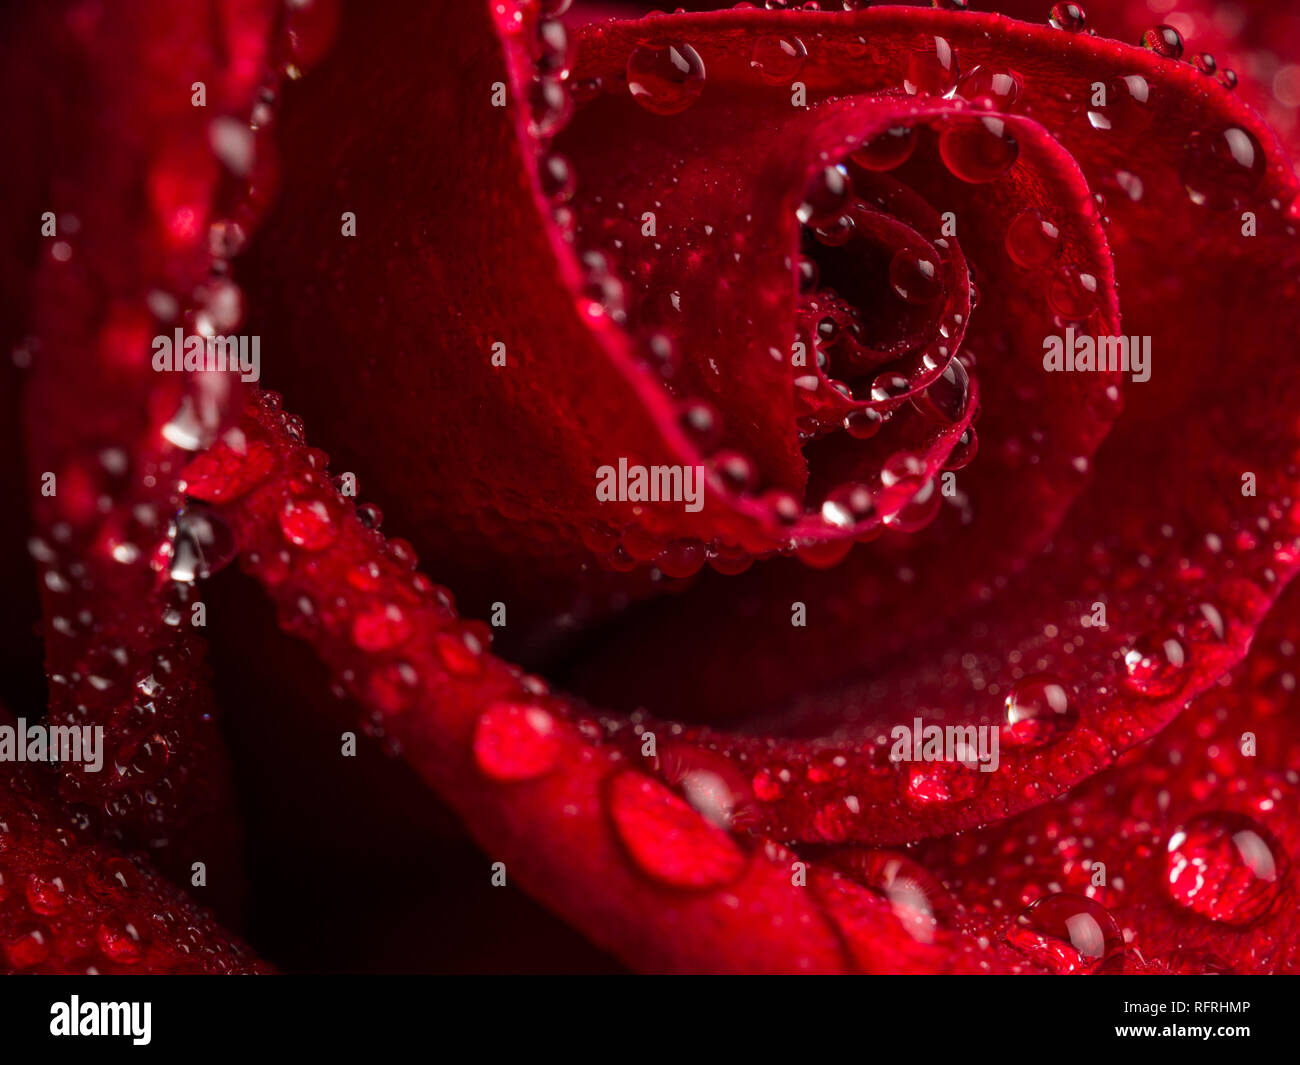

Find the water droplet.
xmin=1182 ymin=127 xmax=1265 ymax=210
xmin=1006 ymin=893 xmax=1124 ymax=973
xmin=97 ymin=916 xmax=146 ymax=964
xmin=182 ymin=437 xmax=274 ymax=503
xmin=851 ymin=126 xmax=917 ymax=171
xmin=169 ymin=506 xmax=236 ymax=582
xmin=1141 ymin=24 xmax=1184 ymax=60
xmin=939 ymin=116 xmax=1019 ymax=183
xmin=473 ymin=702 xmax=561 ymax=781
xmin=955 ymin=66 xmax=1021 ymax=110
xmin=1048 ymin=3 xmax=1086 ymax=32
xmin=904 ymin=36 xmax=958 ymax=97
xmin=1005 ymin=209 xmax=1063 ymax=268
xmin=678 ymin=400 xmax=721 ymax=450
xmin=1165 ymin=812 xmax=1286 ymax=925
xmin=1047 ymin=266 xmax=1099 ymax=320
xmin=527 ymin=76 xmax=572 ymax=138
xmin=711 ymin=451 xmax=757 ymax=495
xmin=1088 ymin=74 xmax=1152 ymax=135
xmin=1002 ymin=673 xmax=1076 ymax=746
xmin=24 ymin=870 xmax=69 ymax=916
xmin=1194 ymin=53 xmax=1217 ymax=76
xmin=656 ymin=538 xmax=707 ymax=578
xmin=1122 ymin=628 xmax=1190 ymax=696
xmin=607 ymin=771 xmax=745 ymax=889
xmin=831 ymin=849 xmax=955 ymax=943
xmin=918 ymin=359 xmax=970 ymax=422
xmin=4 ymin=925 xmax=51 ymax=970
xmin=350 ymin=602 xmax=411 ymax=652
xmin=889 ymin=247 xmax=944 ymax=304
xmin=627 ymin=42 xmax=705 ymax=115
xmin=944 ymin=426 xmax=978 ymax=469
xmin=797 ymin=164 xmax=853 ymax=226
xmin=844 ymin=407 xmax=884 ymax=440
xmin=750 ymin=35 xmax=807 ymax=83
xmin=278 ymin=498 xmax=337 ymax=550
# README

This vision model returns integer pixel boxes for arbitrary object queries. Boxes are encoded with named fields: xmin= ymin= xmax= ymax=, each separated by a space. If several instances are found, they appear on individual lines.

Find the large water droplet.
xmin=278 ymin=498 xmax=337 ymax=550
xmin=938 ymin=116 xmax=1019 ymax=183
xmin=904 ymin=36 xmax=958 ymax=96
xmin=1049 ymin=3 xmax=1086 ymax=32
xmin=850 ymin=126 xmax=917 ymax=171
xmin=831 ymin=849 xmax=955 ymax=944
xmin=473 ymin=702 xmax=561 ymax=782
xmin=627 ymin=42 xmax=706 ymax=115
xmin=889 ymin=247 xmax=944 ymax=304
xmin=1002 ymin=673 xmax=1076 ymax=747
xmin=1165 ymin=812 xmax=1287 ymax=925
xmin=1122 ymin=628 xmax=1190 ymax=696
xmin=1182 ymin=127 xmax=1266 ymax=210
xmin=1006 ymin=893 xmax=1125 ymax=973
xmin=1005 ymin=209 xmax=1063 ymax=267
xmin=169 ymin=506 xmax=236 ymax=582
xmin=1141 ymin=24 xmax=1184 ymax=60
xmin=797 ymin=165 xmax=853 ymax=226
xmin=607 ymin=771 xmax=746 ymax=889
xmin=750 ymin=35 xmax=807 ymax=83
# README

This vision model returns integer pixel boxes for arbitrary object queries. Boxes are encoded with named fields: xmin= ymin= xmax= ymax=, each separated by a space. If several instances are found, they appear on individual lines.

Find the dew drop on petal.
xmin=278 ymin=498 xmax=337 ymax=550
xmin=1141 ymin=24 xmax=1184 ymax=60
xmin=607 ymin=771 xmax=746 ymax=889
xmin=904 ymin=36 xmax=959 ymax=97
xmin=1182 ymin=127 xmax=1266 ymax=210
xmin=1048 ymin=3 xmax=1086 ymax=32
xmin=889 ymin=247 xmax=944 ymax=304
xmin=1002 ymin=673 xmax=1076 ymax=747
xmin=473 ymin=702 xmax=562 ymax=782
xmin=797 ymin=165 xmax=853 ymax=226
xmin=1165 ymin=812 xmax=1287 ymax=925
xmin=938 ymin=116 xmax=1019 ymax=183
xmin=1006 ymin=893 xmax=1125 ymax=973
xmin=1122 ymin=628 xmax=1190 ymax=696
xmin=750 ymin=35 xmax=807 ymax=83
xmin=1005 ymin=209 xmax=1063 ymax=267
xmin=627 ymin=42 xmax=706 ymax=115
xmin=851 ymin=126 xmax=917 ymax=171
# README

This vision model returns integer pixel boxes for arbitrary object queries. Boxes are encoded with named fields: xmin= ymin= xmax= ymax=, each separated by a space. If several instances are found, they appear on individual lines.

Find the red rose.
xmin=1 ymin=0 xmax=1298 ymax=974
